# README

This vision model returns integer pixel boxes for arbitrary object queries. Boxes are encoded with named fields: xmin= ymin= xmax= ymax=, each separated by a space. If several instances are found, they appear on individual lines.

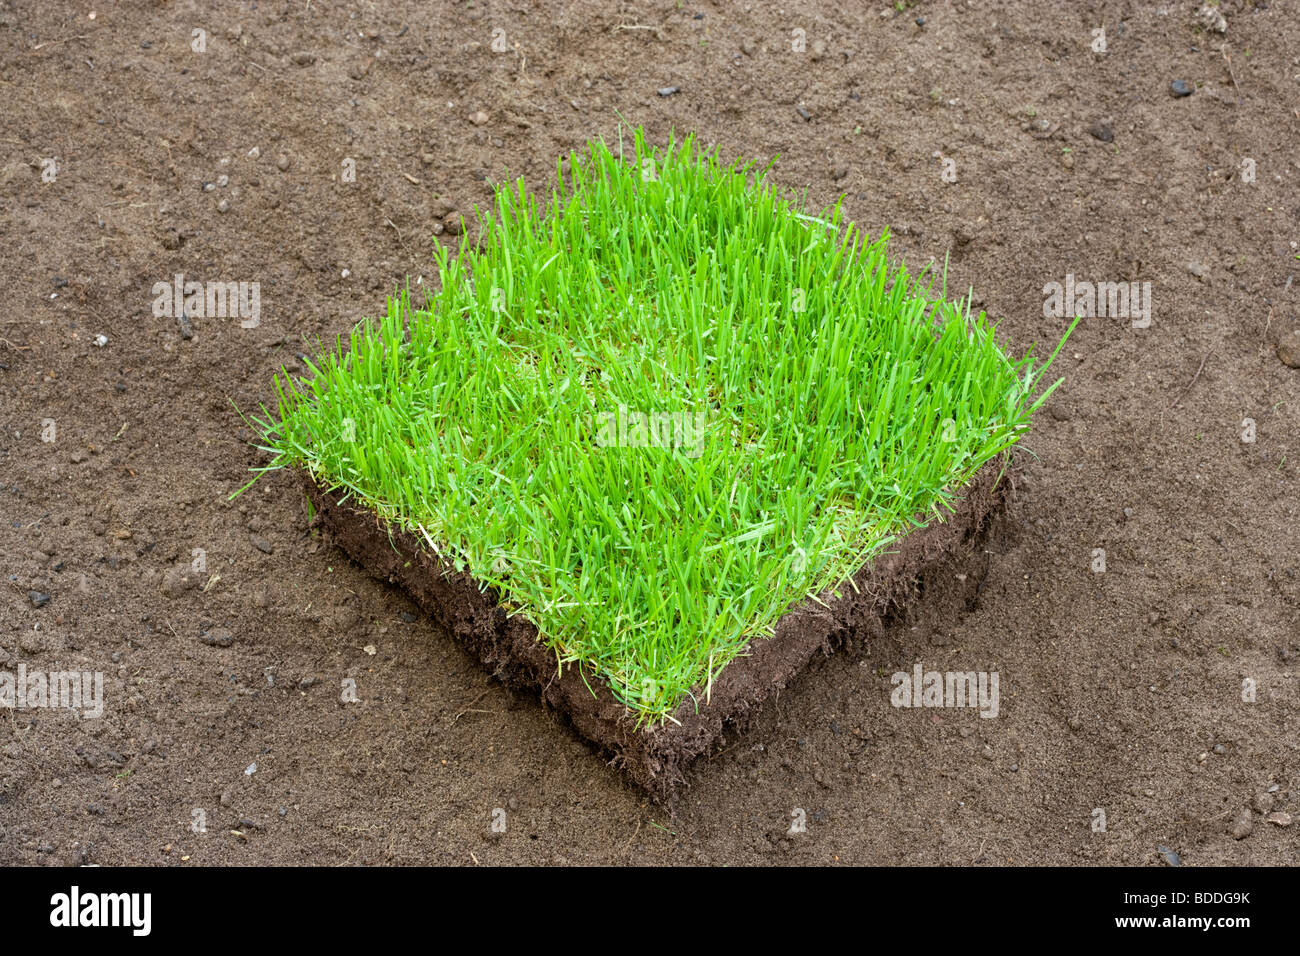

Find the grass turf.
xmin=251 ymin=127 xmax=1069 ymax=724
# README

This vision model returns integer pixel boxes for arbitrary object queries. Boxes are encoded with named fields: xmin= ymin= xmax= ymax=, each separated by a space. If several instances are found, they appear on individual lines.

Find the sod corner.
xmin=304 ymin=458 xmax=1012 ymax=802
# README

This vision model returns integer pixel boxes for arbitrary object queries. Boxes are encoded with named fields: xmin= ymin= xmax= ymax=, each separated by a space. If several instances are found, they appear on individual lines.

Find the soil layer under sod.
xmin=305 ymin=459 xmax=1011 ymax=802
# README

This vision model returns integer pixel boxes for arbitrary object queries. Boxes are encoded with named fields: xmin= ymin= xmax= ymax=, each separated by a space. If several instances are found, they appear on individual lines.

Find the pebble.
xmin=469 ymin=110 xmax=489 ymax=125
xmin=276 ymin=154 xmax=291 ymax=172
xmin=656 ymin=86 xmax=680 ymax=97
xmin=1252 ymin=791 xmax=1275 ymax=813
xmin=1266 ymin=812 xmax=1292 ymax=827
xmin=1186 ymin=260 xmax=1208 ymax=279
xmin=290 ymin=51 xmax=317 ymax=66
xmin=796 ymin=106 xmax=811 ymax=121
xmin=160 ymin=566 xmax=198 ymax=596
xmin=1196 ymin=4 xmax=1227 ymax=33
xmin=1169 ymin=79 xmax=1194 ymax=98
xmin=1087 ymin=121 xmax=1114 ymax=142
xmin=1157 ymin=845 xmax=1181 ymax=866
xmin=216 ymin=199 xmax=230 ymax=213
xmin=249 ymin=533 xmax=273 ymax=555
xmin=1277 ymin=337 xmax=1300 ymax=369
xmin=741 ymin=38 xmax=756 ymax=56
xmin=1228 ymin=807 xmax=1253 ymax=840
xmin=198 ymin=627 xmax=235 ymax=648
xmin=28 ymin=591 xmax=50 ymax=608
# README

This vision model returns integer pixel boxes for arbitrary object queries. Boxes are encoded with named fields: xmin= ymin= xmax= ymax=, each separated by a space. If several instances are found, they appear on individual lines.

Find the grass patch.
xmin=251 ymin=128 xmax=1069 ymax=723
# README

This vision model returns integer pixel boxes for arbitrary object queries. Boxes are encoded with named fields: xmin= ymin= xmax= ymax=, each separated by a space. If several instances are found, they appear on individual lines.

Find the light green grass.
xmin=251 ymin=128 xmax=1069 ymax=724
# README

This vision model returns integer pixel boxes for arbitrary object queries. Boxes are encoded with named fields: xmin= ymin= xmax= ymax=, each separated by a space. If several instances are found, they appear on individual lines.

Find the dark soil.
xmin=2 ymin=0 xmax=1298 ymax=865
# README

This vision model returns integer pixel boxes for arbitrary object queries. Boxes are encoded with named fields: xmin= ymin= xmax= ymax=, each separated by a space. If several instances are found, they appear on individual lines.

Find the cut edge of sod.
xmin=304 ymin=453 xmax=1012 ymax=800
xmin=245 ymin=126 xmax=1072 ymax=728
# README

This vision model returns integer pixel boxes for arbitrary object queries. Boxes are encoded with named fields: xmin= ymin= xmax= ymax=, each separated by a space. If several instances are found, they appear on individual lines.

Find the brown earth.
xmin=1 ymin=0 xmax=1298 ymax=866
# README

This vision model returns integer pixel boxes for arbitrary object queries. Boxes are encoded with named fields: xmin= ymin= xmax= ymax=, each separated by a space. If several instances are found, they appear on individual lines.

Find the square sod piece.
xmin=256 ymin=129 xmax=1065 ymax=799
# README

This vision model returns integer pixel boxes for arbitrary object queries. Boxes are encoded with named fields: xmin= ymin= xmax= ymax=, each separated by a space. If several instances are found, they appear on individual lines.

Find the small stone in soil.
xmin=1276 ymin=338 xmax=1300 ymax=369
xmin=1228 ymin=807 xmax=1253 ymax=840
xmin=249 ymin=534 xmax=273 ymax=555
xmin=28 ymin=591 xmax=50 ymax=608
xmin=796 ymin=106 xmax=811 ymax=121
xmin=1087 ymin=121 xmax=1114 ymax=142
xmin=1169 ymin=80 xmax=1194 ymax=98
xmin=198 ymin=627 xmax=235 ymax=648
xmin=1157 ymin=845 xmax=1181 ymax=866
xmin=657 ymin=86 xmax=680 ymax=97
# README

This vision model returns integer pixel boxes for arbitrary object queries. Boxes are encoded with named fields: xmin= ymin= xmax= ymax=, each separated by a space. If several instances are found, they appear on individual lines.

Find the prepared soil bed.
xmin=6 ymin=0 xmax=1298 ymax=867
xmin=255 ymin=129 xmax=1063 ymax=797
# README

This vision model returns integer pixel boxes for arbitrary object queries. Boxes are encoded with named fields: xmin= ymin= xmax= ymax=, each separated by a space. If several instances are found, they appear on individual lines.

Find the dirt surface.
xmin=2 ymin=0 xmax=1298 ymax=866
